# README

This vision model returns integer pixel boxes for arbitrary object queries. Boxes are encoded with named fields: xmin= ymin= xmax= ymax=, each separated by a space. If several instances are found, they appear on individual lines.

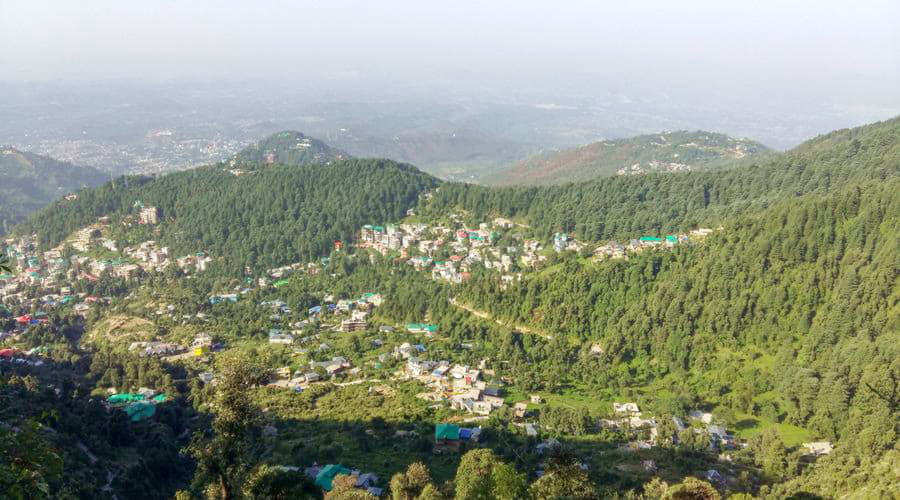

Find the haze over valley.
xmin=1 ymin=2 xmax=898 ymax=499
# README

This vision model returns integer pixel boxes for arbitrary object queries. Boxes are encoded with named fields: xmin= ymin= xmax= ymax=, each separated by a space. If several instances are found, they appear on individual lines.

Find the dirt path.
xmin=449 ymin=297 xmax=552 ymax=339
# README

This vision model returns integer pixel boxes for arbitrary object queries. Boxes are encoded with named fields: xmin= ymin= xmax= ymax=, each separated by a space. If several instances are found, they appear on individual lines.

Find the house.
xmin=435 ymin=423 xmax=461 ymax=452
xmin=407 ymin=357 xmax=436 ymax=376
xmin=482 ymin=395 xmax=505 ymax=409
xmin=530 ymin=394 xmax=543 ymax=404
xmin=340 ymin=319 xmax=367 ymax=332
xmin=473 ymin=400 xmax=493 ymax=415
xmin=525 ymin=423 xmax=538 ymax=437
xmin=803 ymin=441 xmax=834 ymax=457
xmin=268 ymin=330 xmax=294 ymax=345
xmin=406 ymin=323 xmax=438 ymax=334
xmin=639 ymin=236 xmax=663 ymax=247
xmin=689 ymin=410 xmax=713 ymax=424
xmin=613 ymin=402 xmax=640 ymax=414
xmin=458 ymin=427 xmax=482 ymax=442
xmin=139 ymin=206 xmax=160 ymax=225
xmin=514 ymin=402 xmax=528 ymax=419
xmin=140 ymin=342 xmax=182 ymax=357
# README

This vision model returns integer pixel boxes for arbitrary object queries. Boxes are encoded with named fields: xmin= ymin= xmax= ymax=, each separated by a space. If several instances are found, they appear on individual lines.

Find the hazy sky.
xmin=1 ymin=0 xmax=898 ymax=104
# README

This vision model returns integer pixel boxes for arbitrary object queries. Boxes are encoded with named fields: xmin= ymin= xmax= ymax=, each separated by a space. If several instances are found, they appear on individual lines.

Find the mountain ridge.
xmin=487 ymin=130 xmax=772 ymax=186
xmin=0 ymin=147 xmax=110 ymax=232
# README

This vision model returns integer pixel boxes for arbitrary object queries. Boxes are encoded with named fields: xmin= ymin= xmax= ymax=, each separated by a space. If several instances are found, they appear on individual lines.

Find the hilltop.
xmin=488 ymin=130 xmax=772 ymax=186
xmin=17 ymin=157 xmax=438 ymax=272
xmin=0 ymin=147 xmax=109 ymax=232
xmin=230 ymin=130 xmax=349 ymax=169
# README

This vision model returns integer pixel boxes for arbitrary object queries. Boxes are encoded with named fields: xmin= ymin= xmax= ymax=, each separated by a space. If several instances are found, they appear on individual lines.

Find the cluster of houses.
xmin=592 ymin=228 xmax=716 ymax=261
xmin=263 ymin=292 xmax=386 ymax=345
xmin=434 ymin=422 xmax=483 ymax=453
xmin=357 ymin=217 xmax=532 ymax=285
xmin=356 ymin=216 xmax=720 ymax=290
xmin=402 ymin=351 xmax=508 ymax=417
xmin=128 ymin=332 xmax=216 ymax=359
xmin=599 ymin=404 xmax=739 ymax=451
xmin=3 ymin=216 xmax=213 ymax=313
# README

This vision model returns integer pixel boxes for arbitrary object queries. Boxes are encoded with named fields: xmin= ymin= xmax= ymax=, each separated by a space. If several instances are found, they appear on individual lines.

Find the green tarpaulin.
xmin=108 ymin=393 xmax=145 ymax=405
xmin=315 ymin=464 xmax=352 ymax=491
xmin=435 ymin=423 xmax=460 ymax=441
xmin=125 ymin=401 xmax=156 ymax=421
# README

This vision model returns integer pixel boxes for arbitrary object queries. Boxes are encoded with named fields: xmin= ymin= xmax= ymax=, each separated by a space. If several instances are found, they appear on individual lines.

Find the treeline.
xmin=421 ymin=116 xmax=899 ymax=241
xmin=19 ymin=158 xmax=439 ymax=271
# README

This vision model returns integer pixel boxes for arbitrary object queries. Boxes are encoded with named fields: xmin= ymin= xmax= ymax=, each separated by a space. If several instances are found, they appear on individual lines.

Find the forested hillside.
xmin=452 ymin=176 xmax=899 ymax=497
xmin=489 ymin=130 xmax=771 ymax=186
xmin=231 ymin=130 xmax=349 ymax=168
xmin=18 ymin=158 xmax=438 ymax=270
xmin=0 ymin=148 xmax=109 ymax=232
xmin=424 ymin=117 xmax=899 ymax=241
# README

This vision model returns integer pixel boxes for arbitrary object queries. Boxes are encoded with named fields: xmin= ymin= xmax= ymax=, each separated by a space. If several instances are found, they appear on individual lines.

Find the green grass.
xmin=731 ymin=412 xmax=812 ymax=446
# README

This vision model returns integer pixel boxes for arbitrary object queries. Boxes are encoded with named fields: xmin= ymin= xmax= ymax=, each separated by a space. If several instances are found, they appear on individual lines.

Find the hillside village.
xmin=1 ymin=196 xmax=838 ymax=497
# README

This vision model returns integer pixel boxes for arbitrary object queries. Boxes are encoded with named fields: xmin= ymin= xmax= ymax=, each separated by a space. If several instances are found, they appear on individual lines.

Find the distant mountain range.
xmin=0 ymin=147 xmax=109 ymax=232
xmin=487 ymin=130 xmax=772 ymax=186
xmin=230 ymin=131 xmax=349 ymax=169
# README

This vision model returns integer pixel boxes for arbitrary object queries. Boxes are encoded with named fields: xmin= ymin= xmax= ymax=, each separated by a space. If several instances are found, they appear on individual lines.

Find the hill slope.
xmin=425 ymin=116 xmax=899 ymax=240
xmin=18 ymin=158 xmax=438 ymax=271
xmin=231 ymin=130 xmax=349 ymax=168
xmin=488 ymin=130 xmax=772 ymax=185
xmin=0 ymin=147 xmax=109 ymax=231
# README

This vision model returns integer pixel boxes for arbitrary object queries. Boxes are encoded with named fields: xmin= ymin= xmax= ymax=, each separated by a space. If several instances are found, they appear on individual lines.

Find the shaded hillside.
xmin=425 ymin=116 xmax=899 ymax=240
xmin=0 ymin=148 xmax=109 ymax=232
xmin=488 ymin=130 xmax=772 ymax=186
xmin=231 ymin=130 xmax=349 ymax=168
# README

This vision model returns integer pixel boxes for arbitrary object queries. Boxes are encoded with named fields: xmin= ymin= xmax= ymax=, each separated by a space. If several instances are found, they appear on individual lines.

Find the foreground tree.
xmin=186 ymin=353 xmax=271 ymax=500
xmin=242 ymin=464 xmax=316 ymax=499
xmin=529 ymin=449 xmax=597 ymax=499
xmin=326 ymin=474 xmax=377 ymax=499
xmin=390 ymin=462 xmax=437 ymax=500
xmin=664 ymin=477 xmax=720 ymax=500
xmin=454 ymin=449 xmax=528 ymax=500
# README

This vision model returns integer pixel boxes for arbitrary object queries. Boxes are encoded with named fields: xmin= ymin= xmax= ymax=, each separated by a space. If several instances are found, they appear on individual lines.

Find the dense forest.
xmin=0 ymin=148 xmax=110 ymax=232
xmin=424 ymin=117 xmax=899 ymax=242
xmin=18 ymin=158 xmax=439 ymax=271
xmin=232 ymin=130 xmax=349 ymax=168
